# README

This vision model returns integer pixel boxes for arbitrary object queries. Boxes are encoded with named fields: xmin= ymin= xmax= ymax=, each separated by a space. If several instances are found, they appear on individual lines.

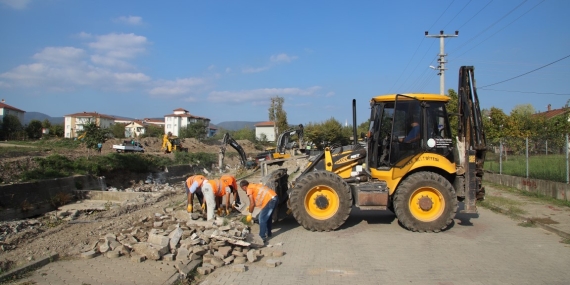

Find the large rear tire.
xmin=289 ymin=171 xmax=352 ymax=231
xmin=393 ymin=171 xmax=457 ymax=232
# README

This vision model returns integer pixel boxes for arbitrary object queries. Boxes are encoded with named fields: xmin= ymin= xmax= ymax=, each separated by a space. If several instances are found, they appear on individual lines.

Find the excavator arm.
xmin=219 ymin=133 xmax=248 ymax=170
xmin=456 ymin=66 xmax=487 ymax=213
xmin=275 ymin=124 xmax=304 ymax=154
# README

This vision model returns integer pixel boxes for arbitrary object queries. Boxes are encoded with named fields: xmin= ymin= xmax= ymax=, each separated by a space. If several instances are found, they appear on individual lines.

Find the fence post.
xmin=566 ymin=133 xmax=569 ymax=184
xmin=526 ymin=137 xmax=529 ymax=178
xmin=565 ymin=134 xmax=570 ymax=184
xmin=499 ymin=140 xmax=503 ymax=175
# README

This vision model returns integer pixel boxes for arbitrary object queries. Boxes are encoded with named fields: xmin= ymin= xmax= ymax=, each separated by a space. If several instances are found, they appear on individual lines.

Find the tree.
xmin=42 ymin=119 xmax=52 ymax=130
xmin=268 ymin=96 xmax=288 ymax=142
xmin=79 ymin=121 xmax=110 ymax=157
xmin=2 ymin=114 xmax=23 ymax=140
xmin=110 ymin=123 xmax=126 ymax=138
xmin=180 ymin=121 xmax=208 ymax=140
xmin=49 ymin=124 xmax=64 ymax=138
xmin=142 ymin=124 xmax=164 ymax=138
xmin=304 ymin=118 xmax=348 ymax=149
xmin=25 ymin=120 xmax=43 ymax=139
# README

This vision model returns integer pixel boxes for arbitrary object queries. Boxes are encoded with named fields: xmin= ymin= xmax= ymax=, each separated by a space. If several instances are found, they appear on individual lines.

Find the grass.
xmin=478 ymin=195 xmax=527 ymax=217
xmin=484 ymin=153 xmax=568 ymax=183
xmin=483 ymin=181 xmax=570 ymax=208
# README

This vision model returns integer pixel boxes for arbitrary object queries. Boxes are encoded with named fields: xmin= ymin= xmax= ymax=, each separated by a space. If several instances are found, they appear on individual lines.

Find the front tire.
xmin=393 ymin=171 xmax=457 ymax=232
xmin=289 ymin=171 xmax=352 ymax=231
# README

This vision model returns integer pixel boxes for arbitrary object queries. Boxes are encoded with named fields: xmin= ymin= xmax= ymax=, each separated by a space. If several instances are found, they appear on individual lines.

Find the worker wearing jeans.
xmin=239 ymin=180 xmax=278 ymax=242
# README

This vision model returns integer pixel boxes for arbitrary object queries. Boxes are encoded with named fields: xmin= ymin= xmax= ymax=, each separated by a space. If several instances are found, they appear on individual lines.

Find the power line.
xmin=457 ymin=0 xmax=493 ymax=30
xmin=478 ymin=88 xmax=570 ymax=96
xmin=453 ymin=0 xmax=545 ymax=60
xmin=443 ymin=0 xmax=472 ymax=30
xmin=451 ymin=0 xmax=527 ymax=54
xmin=479 ymin=54 xmax=570 ymax=88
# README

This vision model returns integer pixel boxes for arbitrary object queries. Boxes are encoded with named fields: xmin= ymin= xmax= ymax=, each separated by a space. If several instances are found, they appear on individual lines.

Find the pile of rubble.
xmin=79 ymin=208 xmax=285 ymax=278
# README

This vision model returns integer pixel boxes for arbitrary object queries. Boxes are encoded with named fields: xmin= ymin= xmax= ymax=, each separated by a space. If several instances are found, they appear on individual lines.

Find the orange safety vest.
xmin=247 ymin=184 xmax=277 ymax=208
xmin=220 ymin=175 xmax=237 ymax=192
xmin=208 ymin=179 xmax=226 ymax=197
xmin=186 ymin=175 xmax=206 ymax=189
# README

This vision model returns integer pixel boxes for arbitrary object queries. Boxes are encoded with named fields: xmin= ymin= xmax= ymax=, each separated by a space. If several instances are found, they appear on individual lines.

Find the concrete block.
xmin=154 ymin=221 xmax=163 ymax=227
xmin=246 ymin=249 xmax=256 ymax=263
xmin=163 ymin=253 xmax=175 ymax=261
xmin=234 ymin=256 xmax=247 ymax=264
xmin=192 ymin=247 xmax=207 ymax=256
xmin=176 ymin=248 xmax=189 ymax=261
xmin=265 ymin=259 xmax=282 ymax=267
xmin=232 ymin=264 xmax=247 ymax=272
xmin=180 ymin=260 xmax=201 ymax=278
xmin=224 ymin=255 xmax=235 ymax=265
xmin=81 ymin=250 xmax=97 ymax=259
xmin=106 ymin=251 xmax=120 ymax=258
xmin=148 ymin=232 xmax=170 ymax=247
xmin=109 ymin=240 xmax=121 ymax=250
xmin=273 ymin=250 xmax=285 ymax=257
xmin=213 ymin=251 xmax=224 ymax=259
xmin=217 ymin=246 xmax=232 ymax=257
xmin=197 ymin=267 xmax=211 ymax=275
xmin=130 ymin=254 xmax=145 ymax=263
xmin=232 ymin=251 xmax=245 ymax=257
xmin=168 ymin=227 xmax=184 ymax=249
xmin=202 ymin=263 xmax=216 ymax=271
xmin=105 ymin=233 xmax=117 ymax=242
xmin=210 ymin=257 xmax=225 ymax=268
xmin=132 ymin=242 xmax=169 ymax=261
xmin=202 ymin=253 xmax=214 ymax=263
xmin=99 ymin=240 xmax=110 ymax=253
xmin=188 ymin=253 xmax=201 ymax=261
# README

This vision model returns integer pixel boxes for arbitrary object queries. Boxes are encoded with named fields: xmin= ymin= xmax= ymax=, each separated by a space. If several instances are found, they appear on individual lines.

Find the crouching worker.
xmin=185 ymin=175 xmax=216 ymax=221
xmin=239 ymin=180 xmax=278 ymax=242
xmin=218 ymin=175 xmax=240 ymax=215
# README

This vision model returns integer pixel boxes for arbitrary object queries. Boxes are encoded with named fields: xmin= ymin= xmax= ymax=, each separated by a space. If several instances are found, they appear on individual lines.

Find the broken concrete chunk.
xmin=81 ymin=250 xmax=97 ymax=259
xmin=99 ymin=240 xmax=110 ymax=253
xmin=106 ymin=250 xmax=120 ymax=258
xmin=147 ymin=232 xmax=170 ymax=247
xmin=210 ymin=257 xmax=225 ymax=268
xmin=265 ymin=259 xmax=282 ymax=267
xmin=197 ymin=266 xmax=211 ymax=275
xmin=132 ymin=242 xmax=169 ymax=260
xmin=273 ymin=250 xmax=285 ymax=257
xmin=130 ymin=254 xmax=146 ymax=263
xmin=232 ymin=264 xmax=247 ymax=272
xmin=153 ymin=221 xmax=163 ymax=228
xmin=168 ymin=227 xmax=184 ymax=250
xmin=176 ymin=248 xmax=190 ymax=261
xmin=246 ymin=250 xmax=256 ymax=263
xmin=224 ymin=255 xmax=235 ymax=265
xmin=234 ymin=256 xmax=247 ymax=264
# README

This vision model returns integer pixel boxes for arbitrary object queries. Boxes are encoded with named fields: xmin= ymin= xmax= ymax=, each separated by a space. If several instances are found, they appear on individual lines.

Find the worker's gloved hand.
xmin=246 ymin=213 xmax=252 ymax=223
xmin=187 ymin=205 xmax=193 ymax=213
xmin=225 ymin=209 xmax=230 ymax=216
xmin=216 ymin=208 xmax=223 ymax=216
xmin=201 ymin=203 xmax=206 ymax=212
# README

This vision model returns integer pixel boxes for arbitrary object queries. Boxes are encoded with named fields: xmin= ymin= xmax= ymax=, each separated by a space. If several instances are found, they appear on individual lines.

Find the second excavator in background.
xmin=219 ymin=132 xmax=257 ymax=171
xmin=256 ymin=124 xmax=305 ymax=164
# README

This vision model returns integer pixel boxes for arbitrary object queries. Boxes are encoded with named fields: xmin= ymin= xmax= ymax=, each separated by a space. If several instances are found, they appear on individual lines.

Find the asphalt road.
xmin=201 ymin=205 xmax=570 ymax=285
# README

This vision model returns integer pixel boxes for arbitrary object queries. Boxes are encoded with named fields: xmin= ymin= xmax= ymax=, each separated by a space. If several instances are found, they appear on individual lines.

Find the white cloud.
xmin=208 ymin=65 xmax=216 ymax=71
xmin=0 ymin=0 xmax=31 ymax=9
xmin=242 ymin=53 xmax=298 ymax=74
xmin=90 ymin=55 xmax=132 ymax=69
xmin=32 ymin=47 xmax=86 ymax=65
xmin=325 ymin=92 xmax=335 ymax=97
xmin=77 ymin=32 xmax=93 ymax=39
xmin=88 ymin=33 xmax=148 ymax=59
xmin=208 ymin=86 xmax=321 ymax=103
xmin=225 ymin=67 xmax=231 ymax=73
xmin=149 ymin=77 xmax=207 ymax=97
xmin=115 ymin=16 xmax=143 ymax=26
xmin=242 ymin=66 xmax=269 ymax=74
xmin=270 ymin=53 xmax=298 ymax=63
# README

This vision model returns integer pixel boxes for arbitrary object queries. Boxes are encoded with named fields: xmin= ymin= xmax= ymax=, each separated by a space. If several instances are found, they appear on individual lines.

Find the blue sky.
xmin=1 ymin=0 xmax=569 ymax=126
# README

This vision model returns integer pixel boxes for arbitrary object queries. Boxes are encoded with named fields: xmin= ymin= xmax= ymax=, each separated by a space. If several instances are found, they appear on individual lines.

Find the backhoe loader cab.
xmin=288 ymin=66 xmax=486 ymax=233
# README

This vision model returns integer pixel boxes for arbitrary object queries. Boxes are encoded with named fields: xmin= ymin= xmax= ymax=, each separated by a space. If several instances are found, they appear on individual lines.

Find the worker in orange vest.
xmin=215 ymin=175 xmax=241 ymax=216
xmin=185 ymin=175 xmax=215 ymax=220
xmin=239 ymin=180 xmax=278 ymax=242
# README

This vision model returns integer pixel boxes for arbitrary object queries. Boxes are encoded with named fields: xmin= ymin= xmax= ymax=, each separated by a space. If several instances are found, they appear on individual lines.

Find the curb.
xmin=0 ymin=252 xmax=59 ymax=283
xmin=482 ymin=204 xmax=570 ymax=240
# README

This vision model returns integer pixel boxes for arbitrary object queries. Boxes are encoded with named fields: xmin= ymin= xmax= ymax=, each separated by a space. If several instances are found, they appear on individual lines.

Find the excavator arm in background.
xmin=275 ymin=124 xmax=304 ymax=154
xmin=456 ymin=66 xmax=487 ymax=213
xmin=219 ymin=133 xmax=251 ymax=170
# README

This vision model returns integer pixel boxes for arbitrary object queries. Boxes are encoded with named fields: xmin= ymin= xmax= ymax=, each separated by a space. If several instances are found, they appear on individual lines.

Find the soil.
xmin=0 ymin=136 xmax=266 ymax=278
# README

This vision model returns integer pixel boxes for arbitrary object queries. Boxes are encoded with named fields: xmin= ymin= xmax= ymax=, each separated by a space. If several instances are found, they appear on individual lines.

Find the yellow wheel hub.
xmin=304 ymin=185 xmax=339 ymax=220
xmin=408 ymin=187 xmax=445 ymax=222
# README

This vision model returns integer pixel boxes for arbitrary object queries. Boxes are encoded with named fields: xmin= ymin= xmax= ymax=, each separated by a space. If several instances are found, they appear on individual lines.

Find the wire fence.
xmin=484 ymin=134 xmax=570 ymax=183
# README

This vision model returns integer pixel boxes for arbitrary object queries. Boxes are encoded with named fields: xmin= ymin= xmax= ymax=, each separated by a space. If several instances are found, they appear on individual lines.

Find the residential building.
xmin=208 ymin=124 xmax=218 ymax=137
xmin=0 ymin=99 xmax=25 ymax=124
xmin=64 ymin=112 xmax=116 ymax=138
xmin=124 ymin=120 xmax=146 ymax=138
xmin=164 ymin=108 xmax=211 ymax=137
xmin=255 ymin=121 xmax=276 ymax=142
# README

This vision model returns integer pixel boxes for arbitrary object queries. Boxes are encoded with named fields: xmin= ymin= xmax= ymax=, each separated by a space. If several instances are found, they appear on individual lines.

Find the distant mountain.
xmin=24 ymin=112 xmax=64 ymax=125
xmin=214 ymin=121 xmax=262 ymax=131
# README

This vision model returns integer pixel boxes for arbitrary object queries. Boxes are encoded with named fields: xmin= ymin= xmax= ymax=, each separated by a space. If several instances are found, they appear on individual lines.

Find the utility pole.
xmin=425 ymin=30 xmax=458 ymax=95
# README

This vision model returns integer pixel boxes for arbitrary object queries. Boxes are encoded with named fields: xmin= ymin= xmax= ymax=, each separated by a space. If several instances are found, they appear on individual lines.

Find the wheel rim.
xmin=408 ymin=187 xmax=445 ymax=222
xmin=304 ymin=185 xmax=339 ymax=220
